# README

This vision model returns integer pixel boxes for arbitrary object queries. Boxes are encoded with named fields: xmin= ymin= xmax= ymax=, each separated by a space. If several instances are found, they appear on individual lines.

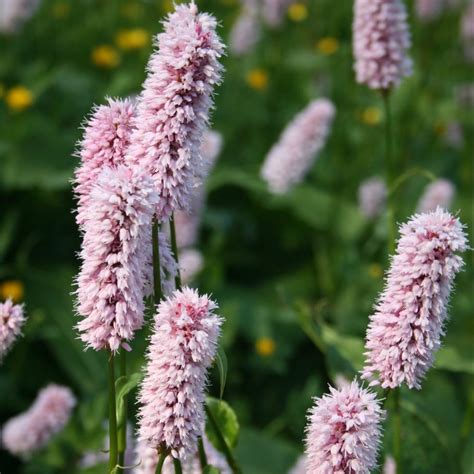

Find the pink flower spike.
xmin=362 ymin=209 xmax=468 ymax=389
xmin=353 ymin=0 xmax=413 ymax=90
xmin=76 ymin=166 xmax=159 ymax=352
xmin=137 ymin=287 xmax=222 ymax=459
xmin=0 ymin=0 xmax=40 ymax=34
xmin=305 ymin=381 xmax=385 ymax=474
xmin=73 ymin=97 xmax=135 ymax=229
xmin=0 ymin=299 xmax=26 ymax=362
xmin=417 ymin=179 xmax=455 ymax=213
xmin=261 ymin=98 xmax=335 ymax=194
xmin=229 ymin=1 xmax=261 ymax=56
xmin=2 ymin=384 xmax=76 ymax=457
xmin=358 ymin=176 xmax=387 ymax=219
xmin=126 ymin=2 xmax=225 ymax=221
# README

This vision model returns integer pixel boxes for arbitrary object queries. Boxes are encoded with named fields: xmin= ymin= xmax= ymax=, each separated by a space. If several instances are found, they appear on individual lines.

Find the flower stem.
xmin=108 ymin=352 xmax=118 ymax=473
xmin=393 ymin=387 xmax=402 ymax=474
xmin=382 ymin=91 xmax=396 ymax=255
xmin=205 ymin=405 xmax=241 ymax=474
xmin=155 ymin=450 xmax=167 ymax=474
xmin=197 ymin=436 xmax=208 ymax=469
xmin=173 ymin=458 xmax=183 ymax=474
xmin=169 ymin=214 xmax=182 ymax=289
xmin=152 ymin=218 xmax=163 ymax=305
xmin=117 ymin=350 xmax=127 ymax=472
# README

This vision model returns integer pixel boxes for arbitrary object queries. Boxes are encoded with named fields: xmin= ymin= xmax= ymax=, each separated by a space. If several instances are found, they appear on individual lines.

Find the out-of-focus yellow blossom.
xmin=316 ymin=37 xmax=339 ymax=55
xmin=91 ymin=45 xmax=120 ymax=68
xmin=288 ymin=2 xmax=308 ymax=22
xmin=0 ymin=280 xmax=24 ymax=302
xmin=120 ymin=2 xmax=144 ymax=19
xmin=52 ymin=2 xmax=70 ymax=18
xmin=361 ymin=106 xmax=382 ymax=126
xmin=368 ymin=263 xmax=383 ymax=279
xmin=5 ymin=86 xmax=34 ymax=111
xmin=246 ymin=69 xmax=269 ymax=91
xmin=116 ymin=29 xmax=150 ymax=50
xmin=256 ymin=337 xmax=276 ymax=356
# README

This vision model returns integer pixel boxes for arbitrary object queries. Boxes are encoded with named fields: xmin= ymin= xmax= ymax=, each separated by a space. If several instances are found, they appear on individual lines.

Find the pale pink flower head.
xmin=137 ymin=287 xmax=222 ymax=459
xmin=73 ymin=97 xmax=135 ymax=229
xmin=362 ymin=209 xmax=468 ymax=389
xmin=126 ymin=2 xmax=225 ymax=221
xmin=358 ymin=176 xmax=387 ymax=219
xmin=229 ymin=1 xmax=261 ymax=56
xmin=305 ymin=381 xmax=385 ymax=474
xmin=417 ymin=179 xmax=455 ymax=213
xmin=179 ymin=249 xmax=204 ymax=285
xmin=383 ymin=455 xmax=396 ymax=474
xmin=288 ymin=455 xmax=307 ymax=474
xmin=461 ymin=2 xmax=474 ymax=62
xmin=0 ymin=299 xmax=26 ymax=361
xmin=2 ymin=384 xmax=76 ymax=457
xmin=262 ymin=0 xmax=292 ymax=27
xmin=261 ymin=98 xmax=336 ymax=194
xmin=0 ymin=0 xmax=40 ymax=34
xmin=415 ymin=0 xmax=443 ymax=21
xmin=444 ymin=121 xmax=464 ymax=149
xmin=76 ymin=166 xmax=159 ymax=352
xmin=199 ymin=129 xmax=223 ymax=178
xmin=353 ymin=0 xmax=413 ymax=90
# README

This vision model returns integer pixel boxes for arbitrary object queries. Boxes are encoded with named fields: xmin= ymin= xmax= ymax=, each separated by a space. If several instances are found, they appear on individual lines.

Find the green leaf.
xmin=215 ymin=347 xmax=228 ymax=399
xmin=435 ymin=345 xmax=474 ymax=374
xmin=115 ymin=372 xmax=142 ymax=429
xmin=203 ymin=466 xmax=221 ymax=474
xmin=205 ymin=397 xmax=240 ymax=451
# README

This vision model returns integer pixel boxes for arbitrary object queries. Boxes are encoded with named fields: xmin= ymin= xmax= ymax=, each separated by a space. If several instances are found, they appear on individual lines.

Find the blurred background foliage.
xmin=0 ymin=0 xmax=473 ymax=472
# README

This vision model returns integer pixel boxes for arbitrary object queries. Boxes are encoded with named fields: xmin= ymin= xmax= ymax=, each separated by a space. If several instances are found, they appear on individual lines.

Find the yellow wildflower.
xmin=116 ymin=29 xmax=150 ymax=50
xmin=361 ymin=106 xmax=382 ymax=126
xmin=52 ymin=2 xmax=70 ymax=18
xmin=5 ymin=86 xmax=34 ymax=112
xmin=91 ymin=45 xmax=120 ymax=69
xmin=246 ymin=69 xmax=269 ymax=91
xmin=316 ymin=37 xmax=339 ymax=55
xmin=288 ymin=2 xmax=308 ymax=22
xmin=368 ymin=263 xmax=383 ymax=279
xmin=0 ymin=280 xmax=24 ymax=302
xmin=255 ymin=337 xmax=276 ymax=357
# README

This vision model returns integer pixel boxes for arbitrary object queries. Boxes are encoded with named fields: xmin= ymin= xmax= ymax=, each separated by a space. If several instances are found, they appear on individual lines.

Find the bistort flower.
xmin=137 ymin=288 xmax=222 ymax=459
xmin=126 ymin=2 xmax=224 ymax=220
xmin=417 ymin=179 xmax=455 ymax=213
xmin=305 ymin=381 xmax=385 ymax=474
xmin=358 ymin=176 xmax=387 ymax=219
xmin=229 ymin=0 xmax=261 ymax=56
xmin=0 ymin=0 xmax=40 ymax=34
xmin=362 ymin=209 xmax=468 ymax=389
xmin=261 ymin=98 xmax=335 ymax=194
xmin=76 ymin=166 xmax=159 ymax=352
xmin=0 ymin=299 xmax=26 ymax=361
xmin=353 ymin=0 xmax=413 ymax=90
xmin=2 ymin=384 xmax=76 ymax=457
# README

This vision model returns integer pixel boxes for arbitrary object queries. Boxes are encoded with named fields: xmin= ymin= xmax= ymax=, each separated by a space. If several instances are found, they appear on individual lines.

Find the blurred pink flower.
xmin=137 ymin=288 xmax=222 ymax=459
xmin=417 ymin=179 xmax=455 ymax=213
xmin=288 ymin=455 xmax=307 ymax=474
xmin=416 ymin=0 xmax=444 ymax=21
xmin=229 ymin=1 xmax=261 ymax=56
xmin=262 ymin=0 xmax=292 ymax=27
xmin=444 ymin=121 xmax=464 ymax=149
xmin=179 ymin=249 xmax=204 ymax=284
xmin=383 ymin=455 xmax=397 ymax=474
xmin=358 ymin=176 xmax=387 ymax=219
xmin=261 ymin=98 xmax=335 ymax=194
xmin=305 ymin=381 xmax=384 ymax=474
xmin=126 ymin=3 xmax=224 ymax=220
xmin=0 ymin=0 xmax=40 ymax=34
xmin=0 ymin=299 xmax=26 ymax=361
xmin=353 ymin=0 xmax=413 ymax=90
xmin=362 ymin=209 xmax=467 ymax=389
xmin=461 ymin=2 xmax=474 ymax=61
xmin=74 ymin=98 xmax=135 ymax=229
xmin=2 ymin=384 xmax=76 ymax=457
xmin=76 ymin=166 xmax=159 ymax=352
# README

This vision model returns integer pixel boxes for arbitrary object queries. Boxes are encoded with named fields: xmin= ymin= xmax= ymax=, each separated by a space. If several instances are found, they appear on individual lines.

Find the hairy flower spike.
xmin=417 ymin=179 xmax=455 ymax=213
xmin=353 ymin=0 xmax=413 ymax=90
xmin=229 ymin=1 xmax=261 ymax=56
xmin=126 ymin=3 xmax=225 ymax=220
xmin=137 ymin=288 xmax=222 ymax=459
xmin=305 ymin=381 xmax=385 ymax=474
xmin=2 ymin=384 xmax=76 ymax=457
xmin=358 ymin=176 xmax=387 ymax=218
xmin=362 ymin=209 xmax=468 ymax=389
xmin=0 ymin=299 xmax=26 ymax=361
xmin=0 ymin=0 xmax=40 ymax=34
xmin=262 ymin=0 xmax=292 ymax=27
xmin=76 ymin=166 xmax=159 ymax=352
xmin=261 ymin=99 xmax=335 ymax=194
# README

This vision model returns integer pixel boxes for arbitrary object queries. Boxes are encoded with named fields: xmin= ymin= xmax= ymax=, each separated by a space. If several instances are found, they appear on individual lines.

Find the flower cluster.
xmin=358 ymin=176 xmax=387 ymax=219
xmin=417 ymin=179 xmax=455 ymax=213
xmin=0 ymin=299 xmax=26 ymax=361
xmin=0 ymin=0 xmax=40 ymax=34
xmin=362 ymin=209 xmax=467 ymax=389
xmin=229 ymin=0 xmax=261 ymax=56
xmin=2 ymin=384 xmax=76 ymax=457
xmin=305 ymin=381 xmax=385 ymax=474
xmin=137 ymin=288 xmax=222 ymax=459
xmin=353 ymin=0 xmax=413 ymax=90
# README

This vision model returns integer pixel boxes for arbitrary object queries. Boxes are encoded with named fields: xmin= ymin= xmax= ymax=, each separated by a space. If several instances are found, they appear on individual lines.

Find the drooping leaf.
xmin=215 ymin=347 xmax=228 ymax=400
xmin=115 ymin=372 xmax=142 ymax=429
xmin=205 ymin=397 xmax=240 ymax=452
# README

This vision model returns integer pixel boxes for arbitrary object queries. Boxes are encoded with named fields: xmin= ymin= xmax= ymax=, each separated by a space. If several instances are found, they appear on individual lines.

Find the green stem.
xmin=383 ymin=91 xmax=396 ymax=255
xmin=108 ymin=352 xmax=118 ymax=473
xmin=392 ymin=388 xmax=402 ymax=474
xmin=155 ymin=450 xmax=168 ymax=474
xmin=205 ymin=405 xmax=241 ymax=474
xmin=173 ymin=458 xmax=183 ymax=474
xmin=152 ymin=218 xmax=163 ymax=305
xmin=117 ymin=350 xmax=127 ymax=472
xmin=170 ymin=214 xmax=182 ymax=289
xmin=197 ymin=436 xmax=208 ymax=469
